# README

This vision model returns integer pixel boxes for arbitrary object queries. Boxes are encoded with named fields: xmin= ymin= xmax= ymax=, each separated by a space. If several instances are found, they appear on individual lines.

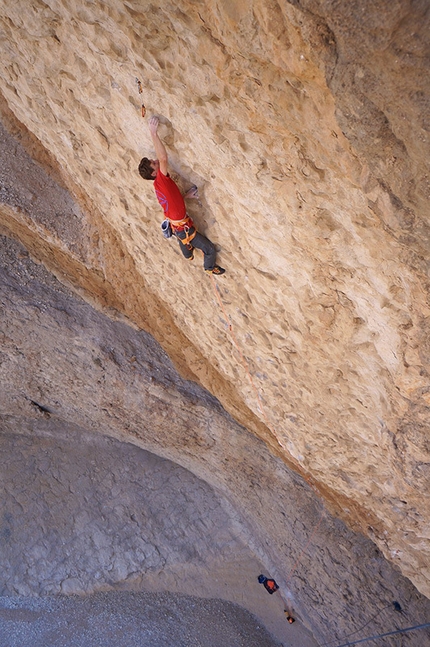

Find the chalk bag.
xmin=161 ymin=219 xmax=173 ymax=238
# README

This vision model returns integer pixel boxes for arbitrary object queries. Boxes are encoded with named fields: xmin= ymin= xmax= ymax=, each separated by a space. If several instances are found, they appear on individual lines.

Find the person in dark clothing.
xmin=258 ymin=574 xmax=279 ymax=594
xmin=138 ymin=116 xmax=225 ymax=275
xmin=258 ymin=574 xmax=295 ymax=622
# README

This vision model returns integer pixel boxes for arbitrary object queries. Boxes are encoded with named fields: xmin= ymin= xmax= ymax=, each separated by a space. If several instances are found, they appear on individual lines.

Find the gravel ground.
xmin=0 ymin=591 xmax=282 ymax=647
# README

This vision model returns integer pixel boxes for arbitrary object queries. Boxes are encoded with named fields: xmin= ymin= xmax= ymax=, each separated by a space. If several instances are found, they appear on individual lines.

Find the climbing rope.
xmin=210 ymin=273 xmax=326 ymax=585
xmin=330 ymin=622 xmax=430 ymax=647
xmin=210 ymin=276 xmax=270 ymax=422
xmin=318 ymin=602 xmax=402 ymax=647
xmin=210 ymin=274 xmax=322 ymax=493
xmin=284 ymin=509 xmax=325 ymax=585
xmin=208 ymin=278 xmax=430 ymax=645
xmin=210 ymin=273 xmax=430 ymax=646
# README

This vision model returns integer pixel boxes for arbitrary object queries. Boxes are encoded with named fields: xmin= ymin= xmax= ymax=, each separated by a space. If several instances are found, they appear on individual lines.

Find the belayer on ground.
xmin=258 ymin=574 xmax=295 ymax=623
xmin=258 ymin=573 xmax=279 ymax=594
xmin=138 ymin=116 xmax=225 ymax=275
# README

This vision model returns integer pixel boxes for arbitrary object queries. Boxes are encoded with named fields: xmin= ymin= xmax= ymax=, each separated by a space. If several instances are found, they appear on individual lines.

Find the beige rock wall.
xmin=2 ymin=232 xmax=430 ymax=645
xmin=0 ymin=0 xmax=429 ymax=596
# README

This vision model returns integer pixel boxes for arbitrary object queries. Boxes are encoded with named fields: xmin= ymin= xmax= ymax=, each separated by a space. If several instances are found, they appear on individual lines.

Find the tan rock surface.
xmin=2 ymin=233 xmax=430 ymax=646
xmin=0 ymin=0 xmax=429 ymax=600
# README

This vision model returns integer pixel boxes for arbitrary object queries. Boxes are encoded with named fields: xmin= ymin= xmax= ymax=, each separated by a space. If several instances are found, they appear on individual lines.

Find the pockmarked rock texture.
xmin=0 ymin=0 xmax=429 ymax=601
xmin=1 ymin=235 xmax=430 ymax=647
xmin=0 ymin=423 xmax=293 ymax=647
xmin=0 ymin=425 xmax=261 ymax=598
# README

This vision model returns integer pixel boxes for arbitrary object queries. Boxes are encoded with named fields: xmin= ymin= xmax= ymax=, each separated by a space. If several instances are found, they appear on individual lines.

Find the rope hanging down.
xmin=331 ymin=622 xmax=430 ymax=647
xmin=210 ymin=276 xmax=269 ymax=422
xmin=209 ymin=265 xmax=430 ymax=647
xmin=209 ymin=275 xmax=322 ymax=496
xmin=318 ymin=602 xmax=402 ymax=647
xmin=210 ymin=274 xmax=326 ymax=583
xmin=284 ymin=511 xmax=324 ymax=585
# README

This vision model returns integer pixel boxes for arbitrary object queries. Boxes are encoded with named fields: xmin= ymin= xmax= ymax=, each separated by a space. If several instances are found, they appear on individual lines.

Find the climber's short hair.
xmin=138 ymin=157 xmax=154 ymax=180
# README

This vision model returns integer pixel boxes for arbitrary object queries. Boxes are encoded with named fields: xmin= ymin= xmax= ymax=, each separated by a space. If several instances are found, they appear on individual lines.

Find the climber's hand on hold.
xmin=148 ymin=116 xmax=159 ymax=135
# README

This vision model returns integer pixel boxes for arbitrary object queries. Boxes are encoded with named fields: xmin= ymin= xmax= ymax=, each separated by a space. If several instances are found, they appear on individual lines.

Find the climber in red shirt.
xmin=138 ymin=116 xmax=225 ymax=275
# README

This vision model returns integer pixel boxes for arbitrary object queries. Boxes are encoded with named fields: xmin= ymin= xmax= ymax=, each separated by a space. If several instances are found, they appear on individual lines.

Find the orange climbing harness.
xmin=169 ymin=216 xmax=197 ymax=246
xmin=177 ymin=227 xmax=197 ymax=246
xmin=167 ymin=215 xmax=191 ymax=228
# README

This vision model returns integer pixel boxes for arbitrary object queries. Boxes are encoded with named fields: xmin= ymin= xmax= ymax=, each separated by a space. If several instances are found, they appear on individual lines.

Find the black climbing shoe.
xmin=206 ymin=265 xmax=225 ymax=275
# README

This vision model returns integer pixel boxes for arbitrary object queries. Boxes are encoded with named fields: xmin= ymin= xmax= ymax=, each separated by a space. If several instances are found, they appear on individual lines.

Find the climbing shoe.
xmin=206 ymin=265 xmax=225 ymax=275
xmin=186 ymin=252 xmax=194 ymax=261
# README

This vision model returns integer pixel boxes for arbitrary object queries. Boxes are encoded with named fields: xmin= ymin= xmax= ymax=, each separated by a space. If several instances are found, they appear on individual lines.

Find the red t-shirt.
xmin=154 ymin=170 xmax=187 ymax=222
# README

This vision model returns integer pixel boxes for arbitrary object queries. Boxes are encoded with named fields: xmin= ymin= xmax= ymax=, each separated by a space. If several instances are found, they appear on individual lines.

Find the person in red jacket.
xmin=258 ymin=574 xmax=296 ymax=623
xmin=138 ymin=116 xmax=225 ymax=275
xmin=258 ymin=574 xmax=279 ymax=594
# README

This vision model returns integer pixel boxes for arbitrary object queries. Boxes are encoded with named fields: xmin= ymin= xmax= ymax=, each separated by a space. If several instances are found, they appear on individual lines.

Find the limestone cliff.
xmin=2 ymin=234 xmax=430 ymax=646
xmin=0 ymin=0 xmax=429 ymax=603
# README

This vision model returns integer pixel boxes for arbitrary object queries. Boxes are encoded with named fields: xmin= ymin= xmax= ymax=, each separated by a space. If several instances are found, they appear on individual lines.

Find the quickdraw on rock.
xmin=135 ymin=78 xmax=146 ymax=118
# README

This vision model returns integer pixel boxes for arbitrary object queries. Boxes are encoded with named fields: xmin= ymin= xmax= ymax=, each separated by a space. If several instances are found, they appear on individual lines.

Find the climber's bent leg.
xmin=190 ymin=231 xmax=217 ymax=270
xmin=177 ymin=238 xmax=194 ymax=260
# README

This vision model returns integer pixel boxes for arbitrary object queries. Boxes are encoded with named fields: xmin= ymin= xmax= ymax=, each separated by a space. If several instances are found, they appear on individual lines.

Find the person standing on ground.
xmin=257 ymin=575 xmax=295 ymax=623
xmin=138 ymin=116 xmax=225 ymax=275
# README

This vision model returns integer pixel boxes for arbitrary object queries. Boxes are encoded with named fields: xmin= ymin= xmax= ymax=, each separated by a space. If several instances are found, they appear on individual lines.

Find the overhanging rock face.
xmin=0 ymin=0 xmax=429 ymax=600
xmin=2 ymin=233 xmax=430 ymax=646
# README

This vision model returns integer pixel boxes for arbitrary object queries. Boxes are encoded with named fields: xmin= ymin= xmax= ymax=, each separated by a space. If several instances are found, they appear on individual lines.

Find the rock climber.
xmin=138 ymin=116 xmax=225 ymax=275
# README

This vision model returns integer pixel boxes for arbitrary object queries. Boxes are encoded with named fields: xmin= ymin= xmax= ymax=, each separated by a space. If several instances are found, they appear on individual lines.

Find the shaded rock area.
xmin=0 ymin=425 xmax=292 ymax=647
xmin=1 ymin=234 xmax=430 ymax=647
xmin=1 ymin=424 xmax=267 ymax=598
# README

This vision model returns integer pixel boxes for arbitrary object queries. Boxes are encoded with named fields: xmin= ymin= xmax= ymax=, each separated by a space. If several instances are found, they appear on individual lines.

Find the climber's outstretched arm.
xmin=148 ymin=116 xmax=168 ymax=176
